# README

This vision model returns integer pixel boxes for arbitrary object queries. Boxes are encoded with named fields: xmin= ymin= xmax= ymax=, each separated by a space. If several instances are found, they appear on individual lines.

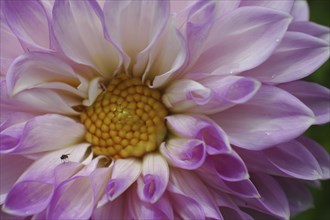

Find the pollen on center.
xmin=80 ymin=75 xmax=168 ymax=158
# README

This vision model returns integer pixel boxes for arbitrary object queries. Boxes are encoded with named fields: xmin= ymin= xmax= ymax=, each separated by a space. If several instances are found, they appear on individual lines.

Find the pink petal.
xmin=3 ymin=181 xmax=54 ymax=216
xmin=52 ymin=0 xmax=121 ymax=76
xmin=238 ymin=173 xmax=290 ymax=219
xmin=2 ymin=0 xmax=51 ymax=51
xmin=187 ymin=7 xmax=292 ymax=74
xmin=239 ymin=0 xmax=294 ymax=13
xmin=103 ymin=0 xmax=169 ymax=75
xmin=288 ymin=21 xmax=330 ymax=42
xmin=137 ymin=153 xmax=169 ymax=204
xmin=279 ymin=81 xmax=330 ymax=124
xmin=92 ymin=196 xmax=125 ymax=220
xmin=0 ymin=155 xmax=33 ymax=204
xmin=298 ymin=136 xmax=330 ymax=179
xmin=1 ymin=114 xmax=85 ymax=154
xmin=211 ymin=85 xmax=315 ymax=150
xmin=169 ymin=193 xmax=205 ymax=219
xmin=160 ymin=138 xmax=206 ymax=170
xmin=242 ymin=32 xmax=329 ymax=84
xmin=290 ymin=0 xmax=309 ymax=21
xmin=166 ymin=114 xmax=231 ymax=154
xmin=168 ymin=168 xmax=222 ymax=219
xmin=106 ymin=159 xmax=141 ymax=201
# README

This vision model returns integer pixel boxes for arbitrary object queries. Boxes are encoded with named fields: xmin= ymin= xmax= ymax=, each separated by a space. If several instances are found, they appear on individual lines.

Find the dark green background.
xmin=293 ymin=0 xmax=330 ymax=219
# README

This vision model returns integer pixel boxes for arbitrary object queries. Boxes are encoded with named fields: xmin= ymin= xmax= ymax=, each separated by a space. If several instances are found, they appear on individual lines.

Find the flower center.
xmin=80 ymin=75 xmax=168 ymax=159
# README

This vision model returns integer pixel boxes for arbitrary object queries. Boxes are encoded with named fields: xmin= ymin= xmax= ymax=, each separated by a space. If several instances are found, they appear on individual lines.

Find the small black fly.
xmin=60 ymin=154 xmax=70 ymax=162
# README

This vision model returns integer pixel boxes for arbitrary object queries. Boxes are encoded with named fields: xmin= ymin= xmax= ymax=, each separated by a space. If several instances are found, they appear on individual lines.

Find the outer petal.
xmin=137 ymin=153 xmax=169 ymax=204
xmin=241 ymin=32 xmax=329 ymax=84
xmin=239 ymin=0 xmax=294 ymax=13
xmin=2 ymin=0 xmax=51 ymax=51
xmin=279 ymin=81 xmax=330 ymax=124
xmin=237 ymin=173 xmax=290 ymax=219
xmin=211 ymin=85 xmax=315 ymax=150
xmin=290 ymin=0 xmax=309 ymax=21
xmin=52 ymin=0 xmax=121 ymax=76
xmin=288 ymin=21 xmax=330 ymax=42
xmin=106 ymin=159 xmax=141 ymax=201
xmin=168 ymin=169 xmax=222 ymax=219
xmin=92 ymin=196 xmax=125 ymax=220
xmin=0 ymin=155 xmax=33 ymax=204
xmin=103 ymin=0 xmax=169 ymax=75
xmin=0 ymin=114 xmax=85 ymax=154
xmin=187 ymin=7 xmax=292 ymax=74
xmin=160 ymin=138 xmax=206 ymax=170
xmin=166 ymin=114 xmax=231 ymax=154
xmin=2 ymin=144 xmax=89 ymax=216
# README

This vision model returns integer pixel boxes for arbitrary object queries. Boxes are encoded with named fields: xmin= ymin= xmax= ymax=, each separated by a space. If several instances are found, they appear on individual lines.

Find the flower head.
xmin=1 ymin=0 xmax=329 ymax=219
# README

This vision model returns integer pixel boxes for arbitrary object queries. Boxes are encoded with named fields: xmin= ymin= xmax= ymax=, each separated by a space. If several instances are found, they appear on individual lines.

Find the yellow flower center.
xmin=80 ymin=75 xmax=168 ymax=158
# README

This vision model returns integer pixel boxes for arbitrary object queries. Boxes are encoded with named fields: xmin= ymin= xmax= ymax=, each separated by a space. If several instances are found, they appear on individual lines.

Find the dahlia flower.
xmin=1 ymin=0 xmax=329 ymax=219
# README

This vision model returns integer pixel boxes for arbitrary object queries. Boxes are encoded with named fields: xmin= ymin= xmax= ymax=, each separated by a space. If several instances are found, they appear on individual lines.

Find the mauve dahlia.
xmin=0 ymin=0 xmax=329 ymax=219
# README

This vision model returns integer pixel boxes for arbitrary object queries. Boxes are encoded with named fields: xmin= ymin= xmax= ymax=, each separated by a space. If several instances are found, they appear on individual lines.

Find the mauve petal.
xmin=92 ymin=196 xmax=125 ymax=220
xmin=187 ymin=7 xmax=292 ymax=75
xmin=103 ymin=0 xmax=169 ymax=75
xmin=166 ymin=114 xmax=231 ymax=154
xmin=162 ymin=76 xmax=261 ymax=114
xmin=1 ymin=114 xmax=85 ymax=154
xmin=170 ymin=0 xmax=193 ymax=14
xmin=0 ymin=208 xmax=25 ymax=220
xmin=297 ymin=136 xmax=330 ymax=179
xmin=2 ymin=0 xmax=51 ymax=51
xmin=137 ymin=153 xmax=169 ymax=204
xmin=265 ymin=140 xmax=323 ymax=180
xmin=168 ymin=169 xmax=222 ymax=219
xmin=52 ymin=0 xmax=121 ymax=76
xmin=0 ymin=155 xmax=33 ymax=204
xmin=291 ymin=0 xmax=309 ymax=21
xmin=211 ymin=85 xmax=315 ymax=150
xmin=239 ymin=0 xmax=294 ymax=13
xmin=277 ymin=178 xmax=313 ymax=215
xmin=160 ymin=138 xmax=206 ymax=170
xmin=170 ymin=193 xmax=205 ymax=219
xmin=279 ymin=81 xmax=330 ymax=124
xmin=106 ymin=158 xmax=141 ymax=201
xmin=288 ymin=21 xmax=330 ymax=42
xmin=3 ymin=181 xmax=54 ymax=217
xmin=242 ymin=32 xmax=329 ymax=84
xmin=238 ymin=173 xmax=290 ymax=219
xmin=129 ymin=186 xmax=173 ymax=220
xmin=47 ymin=176 xmax=93 ymax=219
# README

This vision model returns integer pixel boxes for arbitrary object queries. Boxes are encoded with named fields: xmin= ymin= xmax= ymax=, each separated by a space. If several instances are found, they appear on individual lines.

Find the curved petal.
xmin=0 ymin=114 xmax=85 ymax=154
xmin=169 ymin=193 xmax=205 ymax=220
xmin=92 ymin=196 xmax=125 ymax=220
xmin=137 ymin=153 xmax=169 ymax=204
xmin=106 ymin=159 xmax=141 ymax=201
xmin=237 ymin=173 xmax=290 ymax=219
xmin=47 ymin=176 xmax=94 ymax=219
xmin=288 ymin=21 xmax=330 ymax=42
xmin=2 ymin=0 xmax=51 ymax=51
xmin=277 ymin=178 xmax=313 ymax=215
xmin=103 ymin=0 xmax=169 ymax=75
xmin=0 ymin=155 xmax=33 ymax=204
xmin=290 ymin=0 xmax=309 ymax=21
xmin=187 ymin=7 xmax=292 ymax=75
xmin=279 ymin=81 xmax=330 ymax=124
xmin=52 ymin=0 xmax=121 ymax=76
xmin=168 ymin=168 xmax=222 ymax=219
xmin=239 ymin=0 xmax=294 ymax=13
xmin=166 ymin=114 xmax=231 ymax=154
xmin=241 ymin=32 xmax=329 ymax=84
xmin=211 ymin=85 xmax=315 ymax=150
xmin=3 ymin=181 xmax=54 ymax=217
xmin=297 ymin=136 xmax=330 ymax=179
xmin=160 ymin=138 xmax=206 ymax=170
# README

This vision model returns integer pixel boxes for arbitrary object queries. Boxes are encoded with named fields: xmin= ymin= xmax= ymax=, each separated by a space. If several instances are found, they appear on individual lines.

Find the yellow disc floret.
xmin=80 ymin=75 xmax=168 ymax=158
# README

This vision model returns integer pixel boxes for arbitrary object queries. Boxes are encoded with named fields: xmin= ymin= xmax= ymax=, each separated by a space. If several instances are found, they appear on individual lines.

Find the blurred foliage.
xmin=293 ymin=0 xmax=330 ymax=220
